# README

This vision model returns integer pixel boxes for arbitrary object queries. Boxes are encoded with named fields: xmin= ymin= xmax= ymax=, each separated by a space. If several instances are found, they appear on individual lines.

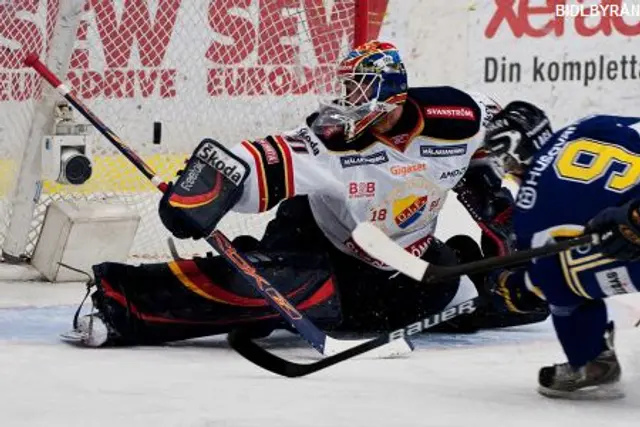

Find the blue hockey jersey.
xmin=513 ymin=115 xmax=640 ymax=301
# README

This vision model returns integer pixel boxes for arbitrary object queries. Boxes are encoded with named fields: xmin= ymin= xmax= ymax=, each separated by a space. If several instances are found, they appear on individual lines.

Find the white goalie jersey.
xmin=230 ymin=87 xmax=500 ymax=269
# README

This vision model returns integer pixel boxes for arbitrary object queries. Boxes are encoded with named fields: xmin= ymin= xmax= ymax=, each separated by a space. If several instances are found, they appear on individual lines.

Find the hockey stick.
xmin=25 ymin=54 xmax=411 ymax=358
xmin=352 ymin=222 xmax=598 ymax=283
xmin=228 ymin=297 xmax=478 ymax=377
xmin=228 ymin=224 xmax=598 ymax=377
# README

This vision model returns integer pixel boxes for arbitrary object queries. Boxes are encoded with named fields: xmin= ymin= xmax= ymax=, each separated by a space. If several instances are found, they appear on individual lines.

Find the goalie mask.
xmin=484 ymin=101 xmax=553 ymax=177
xmin=312 ymin=41 xmax=408 ymax=142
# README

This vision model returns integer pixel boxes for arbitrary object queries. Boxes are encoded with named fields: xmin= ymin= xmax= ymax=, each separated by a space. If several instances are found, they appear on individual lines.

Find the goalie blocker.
xmin=159 ymin=139 xmax=249 ymax=239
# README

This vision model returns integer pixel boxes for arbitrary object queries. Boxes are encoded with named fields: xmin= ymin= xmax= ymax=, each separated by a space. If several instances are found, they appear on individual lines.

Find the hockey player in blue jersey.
xmin=481 ymin=101 xmax=640 ymax=399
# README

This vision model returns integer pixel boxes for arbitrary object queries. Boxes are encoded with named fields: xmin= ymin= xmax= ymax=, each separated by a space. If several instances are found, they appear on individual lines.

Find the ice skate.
xmin=537 ymin=324 xmax=623 ymax=400
xmin=60 ymin=313 xmax=114 ymax=347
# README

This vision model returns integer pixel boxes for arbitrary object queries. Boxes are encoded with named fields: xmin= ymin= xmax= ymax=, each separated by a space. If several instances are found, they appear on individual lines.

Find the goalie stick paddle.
xmin=352 ymin=222 xmax=598 ymax=283
xmin=228 ymin=297 xmax=478 ymax=378
xmin=25 ymin=54 xmax=412 ymax=359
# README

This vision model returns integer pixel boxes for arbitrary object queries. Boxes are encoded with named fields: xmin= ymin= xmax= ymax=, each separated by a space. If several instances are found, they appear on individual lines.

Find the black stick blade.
xmin=227 ymin=330 xmax=317 ymax=377
xmin=228 ymin=329 xmax=388 ymax=378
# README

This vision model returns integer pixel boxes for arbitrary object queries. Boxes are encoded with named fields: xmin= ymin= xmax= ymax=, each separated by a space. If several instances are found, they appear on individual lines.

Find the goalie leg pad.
xmin=159 ymin=138 xmax=250 ymax=239
xmin=86 ymin=249 xmax=341 ymax=346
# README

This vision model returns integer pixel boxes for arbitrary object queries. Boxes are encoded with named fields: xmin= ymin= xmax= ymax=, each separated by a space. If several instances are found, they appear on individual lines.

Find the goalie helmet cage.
xmin=0 ymin=0 xmax=379 ymax=266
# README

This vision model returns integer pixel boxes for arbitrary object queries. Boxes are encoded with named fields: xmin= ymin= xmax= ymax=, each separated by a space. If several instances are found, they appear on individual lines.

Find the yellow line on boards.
xmin=0 ymin=153 xmax=188 ymax=196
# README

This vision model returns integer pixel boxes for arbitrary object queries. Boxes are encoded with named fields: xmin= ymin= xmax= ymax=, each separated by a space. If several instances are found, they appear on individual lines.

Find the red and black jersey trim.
xmin=242 ymin=135 xmax=295 ymax=212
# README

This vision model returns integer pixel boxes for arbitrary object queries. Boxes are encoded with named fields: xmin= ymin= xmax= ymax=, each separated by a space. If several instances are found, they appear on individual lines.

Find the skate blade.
xmin=60 ymin=330 xmax=90 ymax=346
xmin=538 ymin=383 xmax=626 ymax=400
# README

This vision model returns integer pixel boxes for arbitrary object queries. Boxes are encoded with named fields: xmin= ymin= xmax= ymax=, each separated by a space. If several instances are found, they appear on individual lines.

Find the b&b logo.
xmin=349 ymin=181 xmax=376 ymax=199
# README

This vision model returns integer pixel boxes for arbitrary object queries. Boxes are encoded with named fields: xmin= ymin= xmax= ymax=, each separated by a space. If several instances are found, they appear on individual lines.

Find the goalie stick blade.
xmin=352 ymin=223 xmax=428 ymax=282
xmin=228 ymin=330 xmax=320 ymax=378
xmin=228 ymin=329 xmax=388 ymax=378
xmin=228 ymin=298 xmax=478 ymax=378
xmin=228 ymin=333 xmax=413 ymax=378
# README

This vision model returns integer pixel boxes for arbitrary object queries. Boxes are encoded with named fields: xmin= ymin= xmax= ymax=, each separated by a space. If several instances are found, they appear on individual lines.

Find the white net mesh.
xmin=0 ymin=0 xmax=360 ymax=261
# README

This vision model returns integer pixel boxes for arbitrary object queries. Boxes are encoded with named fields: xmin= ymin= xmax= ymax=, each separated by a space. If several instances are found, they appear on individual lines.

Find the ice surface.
xmin=1 ymin=277 xmax=640 ymax=427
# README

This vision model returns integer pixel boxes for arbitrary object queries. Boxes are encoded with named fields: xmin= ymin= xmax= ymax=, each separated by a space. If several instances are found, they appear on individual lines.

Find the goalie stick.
xmin=228 ymin=297 xmax=478 ymax=377
xmin=25 ymin=54 xmax=411 ymax=359
xmin=228 ymin=223 xmax=599 ymax=377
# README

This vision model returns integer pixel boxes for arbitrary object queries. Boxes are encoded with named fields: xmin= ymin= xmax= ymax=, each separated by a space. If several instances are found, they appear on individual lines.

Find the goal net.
xmin=0 ymin=0 xmax=376 ymax=262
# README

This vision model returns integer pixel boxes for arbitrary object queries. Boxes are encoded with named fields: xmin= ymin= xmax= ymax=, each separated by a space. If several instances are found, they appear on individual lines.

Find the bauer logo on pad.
xmin=195 ymin=139 xmax=248 ymax=186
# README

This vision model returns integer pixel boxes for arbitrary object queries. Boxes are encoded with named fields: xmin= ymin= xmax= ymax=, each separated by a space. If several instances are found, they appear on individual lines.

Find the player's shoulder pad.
xmin=409 ymin=86 xmax=485 ymax=141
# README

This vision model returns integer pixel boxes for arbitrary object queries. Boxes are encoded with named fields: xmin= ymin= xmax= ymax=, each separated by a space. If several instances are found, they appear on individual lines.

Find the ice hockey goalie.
xmin=63 ymin=41 xmax=548 ymax=347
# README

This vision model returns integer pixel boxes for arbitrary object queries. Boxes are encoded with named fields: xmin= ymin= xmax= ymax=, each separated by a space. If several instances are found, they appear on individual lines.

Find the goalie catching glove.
xmin=159 ymin=139 xmax=249 ymax=239
xmin=454 ymin=162 xmax=516 ymax=258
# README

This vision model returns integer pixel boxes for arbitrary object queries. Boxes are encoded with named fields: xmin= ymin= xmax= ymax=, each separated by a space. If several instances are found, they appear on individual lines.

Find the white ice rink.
xmin=1 ymin=278 xmax=640 ymax=427
xmin=2 ymin=205 xmax=640 ymax=427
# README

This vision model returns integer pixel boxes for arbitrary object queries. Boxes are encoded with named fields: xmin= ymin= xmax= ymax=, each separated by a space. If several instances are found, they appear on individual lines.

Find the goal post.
xmin=0 ymin=0 xmax=376 ymax=264
xmin=2 ymin=0 xmax=86 ymax=262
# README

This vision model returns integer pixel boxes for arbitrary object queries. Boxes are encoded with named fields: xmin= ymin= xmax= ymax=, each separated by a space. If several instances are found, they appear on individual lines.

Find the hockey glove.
xmin=485 ymin=269 xmax=547 ymax=314
xmin=158 ymin=139 xmax=249 ymax=240
xmin=159 ymin=181 xmax=203 ymax=239
xmin=457 ymin=185 xmax=516 ymax=257
xmin=585 ymin=198 xmax=640 ymax=261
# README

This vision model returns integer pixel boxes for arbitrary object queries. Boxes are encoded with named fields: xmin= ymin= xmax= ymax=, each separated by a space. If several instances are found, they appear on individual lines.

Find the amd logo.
xmin=440 ymin=167 xmax=467 ymax=180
